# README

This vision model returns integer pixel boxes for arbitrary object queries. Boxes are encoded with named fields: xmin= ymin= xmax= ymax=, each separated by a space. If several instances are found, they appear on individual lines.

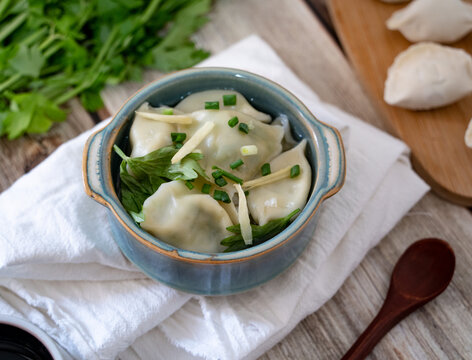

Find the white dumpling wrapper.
xmin=129 ymin=103 xmax=176 ymax=157
xmin=386 ymin=0 xmax=472 ymax=43
xmin=176 ymin=90 xmax=271 ymax=122
xmin=466 ymin=118 xmax=472 ymax=148
xmin=179 ymin=110 xmax=284 ymax=179
xmin=141 ymin=181 xmax=231 ymax=253
xmin=247 ymin=140 xmax=311 ymax=226
xmin=384 ymin=42 xmax=472 ymax=110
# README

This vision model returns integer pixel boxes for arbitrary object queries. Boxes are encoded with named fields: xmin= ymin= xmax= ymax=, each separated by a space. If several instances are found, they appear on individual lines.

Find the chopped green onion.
xmin=212 ymin=166 xmax=243 ymax=184
xmin=175 ymin=143 xmax=183 ymax=149
xmin=223 ymin=94 xmax=237 ymax=106
xmin=244 ymin=190 xmax=249 ymax=196
xmin=238 ymin=123 xmax=249 ymax=134
xmin=205 ymin=101 xmax=219 ymax=110
xmin=213 ymin=190 xmax=231 ymax=203
xmin=228 ymin=116 xmax=239 ymax=128
xmin=185 ymin=181 xmax=194 ymax=190
xmin=162 ymin=108 xmax=174 ymax=115
xmin=212 ymin=170 xmax=224 ymax=179
xmin=290 ymin=165 xmax=300 ymax=178
xmin=201 ymin=183 xmax=211 ymax=194
xmin=261 ymin=163 xmax=271 ymax=176
xmin=215 ymin=177 xmax=227 ymax=187
xmin=240 ymin=145 xmax=258 ymax=156
xmin=230 ymin=159 xmax=244 ymax=169
xmin=171 ymin=132 xmax=186 ymax=143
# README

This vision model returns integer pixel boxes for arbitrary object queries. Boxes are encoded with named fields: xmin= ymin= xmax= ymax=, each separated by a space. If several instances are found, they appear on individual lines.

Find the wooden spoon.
xmin=342 ymin=238 xmax=455 ymax=360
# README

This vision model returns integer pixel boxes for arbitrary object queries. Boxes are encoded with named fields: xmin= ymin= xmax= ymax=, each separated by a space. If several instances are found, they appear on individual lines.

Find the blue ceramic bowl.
xmin=83 ymin=67 xmax=345 ymax=295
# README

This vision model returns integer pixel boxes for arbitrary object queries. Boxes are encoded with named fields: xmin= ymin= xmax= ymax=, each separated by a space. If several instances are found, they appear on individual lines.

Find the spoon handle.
xmin=341 ymin=290 xmax=420 ymax=360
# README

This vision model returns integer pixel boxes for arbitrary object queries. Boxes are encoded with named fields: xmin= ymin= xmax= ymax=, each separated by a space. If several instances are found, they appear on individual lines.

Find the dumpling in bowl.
xmin=386 ymin=0 xmax=472 ymax=43
xmin=178 ymin=109 xmax=284 ymax=179
xmin=384 ymin=42 xmax=472 ymax=110
xmin=141 ymin=181 xmax=232 ymax=253
xmin=129 ymin=103 xmax=176 ymax=157
xmin=247 ymin=140 xmax=311 ymax=225
xmin=175 ymin=90 xmax=271 ymax=122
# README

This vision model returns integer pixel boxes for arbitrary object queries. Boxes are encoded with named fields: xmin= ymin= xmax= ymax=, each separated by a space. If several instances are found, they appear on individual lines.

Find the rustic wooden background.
xmin=1 ymin=1 xmax=471 ymax=359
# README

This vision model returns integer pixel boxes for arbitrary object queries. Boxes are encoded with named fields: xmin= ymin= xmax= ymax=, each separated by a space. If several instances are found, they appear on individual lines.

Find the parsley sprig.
xmin=0 ymin=0 xmax=212 ymax=139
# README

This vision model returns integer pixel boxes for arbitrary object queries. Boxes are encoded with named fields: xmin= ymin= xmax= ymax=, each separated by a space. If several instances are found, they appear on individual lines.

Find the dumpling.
xmin=178 ymin=109 xmax=284 ymax=179
xmin=141 ymin=181 xmax=232 ymax=253
xmin=247 ymin=140 xmax=311 ymax=226
xmin=384 ymin=43 xmax=472 ymax=110
xmin=176 ymin=90 xmax=271 ymax=122
xmin=386 ymin=0 xmax=472 ymax=43
xmin=129 ymin=103 xmax=176 ymax=157
xmin=466 ymin=118 xmax=472 ymax=148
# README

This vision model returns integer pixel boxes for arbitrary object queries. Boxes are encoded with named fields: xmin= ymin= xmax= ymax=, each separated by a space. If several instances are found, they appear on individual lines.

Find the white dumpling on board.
xmin=175 ymin=90 xmax=271 ymax=122
xmin=129 ymin=102 xmax=176 ymax=157
xmin=386 ymin=0 xmax=472 ymax=44
xmin=247 ymin=140 xmax=311 ymax=226
xmin=384 ymin=42 xmax=472 ymax=110
xmin=141 ymin=181 xmax=231 ymax=253
xmin=178 ymin=109 xmax=284 ymax=180
xmin=466 ymin=118 xmax=472 ymax=148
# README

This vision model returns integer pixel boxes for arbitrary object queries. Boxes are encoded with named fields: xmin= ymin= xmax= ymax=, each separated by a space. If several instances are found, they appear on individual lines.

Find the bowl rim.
xmin=83 ymin=67 xmax=345 ymax=264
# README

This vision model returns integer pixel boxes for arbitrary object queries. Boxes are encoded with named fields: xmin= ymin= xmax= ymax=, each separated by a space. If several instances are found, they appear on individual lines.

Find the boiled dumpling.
xmin=178 ymin=109 xmax=284 ymax=179
xmin=141 ymin=181 xmax=232 ymax=253
xmin=466 ymin=118 xmax=472 ymax=148
xmin=384 ymin=42 xmax=472 ymax=110
xmin=129 ymin=102 xmax=176 ymax=157
xmin=386 ymin=0 xmax=472 ymax=43
xmin=247 ymin=140 xmax=311 ymax=226
xmin=176 ymin=90 xmax=271 ymax=122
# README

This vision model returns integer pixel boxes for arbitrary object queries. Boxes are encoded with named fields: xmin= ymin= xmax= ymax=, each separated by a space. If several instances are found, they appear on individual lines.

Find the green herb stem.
xmin=140 ymin=0 xmax=162 ymax=25
xmin=0 ymin=73 xmax=21 ymax=94
xmin=212 ymin=166 xmax=243 ymax=184
xmin=0 ymin=11 xmax=27 ymax=43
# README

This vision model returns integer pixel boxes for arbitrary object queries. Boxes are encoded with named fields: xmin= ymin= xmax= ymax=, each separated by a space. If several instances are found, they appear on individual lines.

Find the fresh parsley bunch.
xmin=0 ymin=0 xmax=212 ymax=139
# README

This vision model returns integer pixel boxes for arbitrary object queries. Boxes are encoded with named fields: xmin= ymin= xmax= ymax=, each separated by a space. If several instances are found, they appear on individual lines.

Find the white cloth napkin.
xmin=0 ymin=35 xmax=429 ymax=360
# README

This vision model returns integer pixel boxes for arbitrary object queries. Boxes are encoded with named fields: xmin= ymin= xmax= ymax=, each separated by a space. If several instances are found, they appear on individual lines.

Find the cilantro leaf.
xmin=8 ymin=45 xmax=45 ymax=78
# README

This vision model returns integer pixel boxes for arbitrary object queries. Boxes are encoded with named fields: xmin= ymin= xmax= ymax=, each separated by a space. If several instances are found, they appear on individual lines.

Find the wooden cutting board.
xmin=328 ymin=0 xmax=472 ymax=206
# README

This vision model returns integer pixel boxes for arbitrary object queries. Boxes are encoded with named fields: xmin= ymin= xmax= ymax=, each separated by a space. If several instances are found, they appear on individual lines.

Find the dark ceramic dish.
xmin=83 ymin=67 xmax=345 ymax=295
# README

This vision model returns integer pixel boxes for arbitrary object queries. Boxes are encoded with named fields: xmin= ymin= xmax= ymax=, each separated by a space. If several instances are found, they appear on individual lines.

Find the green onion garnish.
xmin=212 ymin=166 xmax=243 ymax=184
xmin=230 ymin=159 xmax=244 ymax=169
xmin=162 ymin=108 xmax=174 ymax=115
xmin=205 ymin=101 xmax=219 ymax=110
xmin=171 ymin=132 xmax=186 ymax=143
xmin=290 ymin=165 xmax=300 ymax=178
xmin=201 ymin=183 xmax=211 ymax=194
xmin=228 ymin=116 xmax=239 ymax=128
xmin=215 ymin=177 xmax=227 ymax=187
xmin=175 ymin=143 xmax=183 ymax=149
xmin=244 ymin=190 xmax=249 ymax=196
xmin=261 ymin=163 xmax=271 ymax=176
xmin=223 ymin=94 xmax=237 ymax=106
xmin=238 ymin=123 xmax=249 ymax=134
xmin=213 ymin=190 xmax=231 ymax=203
xmin=185 ymin=181 xmax=194 ymax=190
xmin=212 ymin=170 xmax=224 ymax=179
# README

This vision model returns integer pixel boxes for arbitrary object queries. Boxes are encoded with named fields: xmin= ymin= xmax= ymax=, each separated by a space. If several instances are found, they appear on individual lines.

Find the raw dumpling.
xmin=247 ymin=140 xmax=311 ymax=226
xmin=179 ymin=109 xmax=284 ymax=179
xmin=176 ymin=90 xmax=271 ymax=122
xmin=141 ymin=181 xmax=232 ymax=253
xmin=386 ymin=0 xmax=472 ymax=43
xmin=384 ymin=42 xmax=472 ymax=110
xmin=129 ymin=103 xmax=176 ymax=157
xmin=466 ymin=118 xmax=472 ymax=148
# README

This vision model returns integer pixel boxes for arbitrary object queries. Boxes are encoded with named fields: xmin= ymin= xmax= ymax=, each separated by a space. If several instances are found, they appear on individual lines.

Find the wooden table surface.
xmin=1 ymin=1 xmax=472 ymax=359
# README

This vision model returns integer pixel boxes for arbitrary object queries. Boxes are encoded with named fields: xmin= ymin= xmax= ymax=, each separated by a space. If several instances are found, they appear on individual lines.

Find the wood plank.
xmin=100 ymin=0 xmax=472 ymax=359
xmin=328 ymin=0 xmax=472 ymax=206
xmin=0 ymin=99 xmax=95 ymax=192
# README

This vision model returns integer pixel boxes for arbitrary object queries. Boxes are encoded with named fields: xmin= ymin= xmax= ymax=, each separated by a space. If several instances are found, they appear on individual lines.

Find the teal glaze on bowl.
xmin=83 ymin=67 xmax=345 ymax=295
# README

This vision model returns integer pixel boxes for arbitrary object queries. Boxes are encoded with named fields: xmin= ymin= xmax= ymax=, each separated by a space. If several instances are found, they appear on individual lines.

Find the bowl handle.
xmin=83 ymin=126 xmax=110 ymax=207
xmin=317 ymin=121 xmax=346 ymax=197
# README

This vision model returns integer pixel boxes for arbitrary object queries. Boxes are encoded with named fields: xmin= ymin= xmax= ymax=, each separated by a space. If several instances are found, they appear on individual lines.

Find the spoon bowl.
xmin=342 ymin=238 xmax=455 ymax=360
